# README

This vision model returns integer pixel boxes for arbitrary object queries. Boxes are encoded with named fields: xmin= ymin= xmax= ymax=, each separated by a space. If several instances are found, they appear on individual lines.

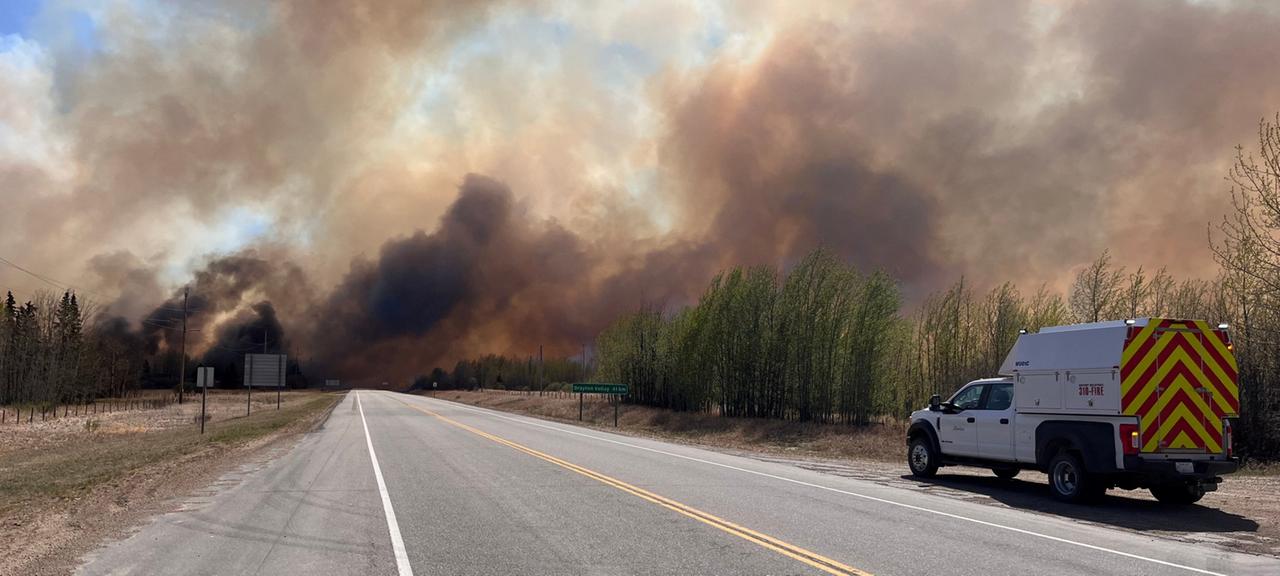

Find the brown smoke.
xmin=4 ymin=1 xmax=1280 ymax=381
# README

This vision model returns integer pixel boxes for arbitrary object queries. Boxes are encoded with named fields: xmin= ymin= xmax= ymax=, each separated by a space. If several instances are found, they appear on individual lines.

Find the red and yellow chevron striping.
xmin=1120 ymin=318 xmax=1238 ymax=454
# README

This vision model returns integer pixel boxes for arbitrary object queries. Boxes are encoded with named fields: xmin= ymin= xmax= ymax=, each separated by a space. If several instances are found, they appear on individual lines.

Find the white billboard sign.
xmin=244 ymin=354 xmax=287 ymax=388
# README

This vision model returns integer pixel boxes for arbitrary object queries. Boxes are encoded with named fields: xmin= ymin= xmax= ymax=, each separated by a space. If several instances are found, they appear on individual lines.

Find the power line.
xmin=0 ymin=255 xmax=75 ymax=293
xmin=0 ymin=254 xmax=201 ymax=313
xmin=207 ymin=342 xmax=263 ymax=353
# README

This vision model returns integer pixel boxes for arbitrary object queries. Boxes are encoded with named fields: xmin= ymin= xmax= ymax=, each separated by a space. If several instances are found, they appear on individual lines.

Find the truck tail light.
xmin=1225 ymin=420 xmax=1234 ymax=458
xmin=1120 ymin=424 xmax=1140 ymax=455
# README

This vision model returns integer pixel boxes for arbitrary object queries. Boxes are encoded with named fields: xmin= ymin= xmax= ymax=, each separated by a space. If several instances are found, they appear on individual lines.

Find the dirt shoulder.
xmin=0 ymin=390 xmax=342 ymax=576
xmin=424 ymin=389 xmax=1280 ymax=559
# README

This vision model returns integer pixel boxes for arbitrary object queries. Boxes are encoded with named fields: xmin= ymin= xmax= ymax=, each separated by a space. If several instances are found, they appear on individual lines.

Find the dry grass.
xmin=0 ymin=389 xmax=313 ymax=457
xmin=0 ymin=391 xmax=338 ymax=519
xmin=0 ymin=390 xmax=341 ymax=576
xmin=1239 ymin=460 xmax=1280 ymax=476
xmin=424 ymin=390 xmax=907 ymax=463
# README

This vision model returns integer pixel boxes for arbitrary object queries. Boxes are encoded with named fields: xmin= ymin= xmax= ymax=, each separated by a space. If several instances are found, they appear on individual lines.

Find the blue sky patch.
xmin=0 ymin=0 xmax=41 ymax=37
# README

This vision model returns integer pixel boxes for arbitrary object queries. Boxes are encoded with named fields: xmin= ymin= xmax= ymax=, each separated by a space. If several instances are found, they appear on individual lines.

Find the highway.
xmin=77 ymin=391 xmax=1280 ymax=575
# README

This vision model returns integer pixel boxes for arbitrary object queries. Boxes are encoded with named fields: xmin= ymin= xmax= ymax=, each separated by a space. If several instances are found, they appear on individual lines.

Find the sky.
xmin=2 ymin=0 xmax=1279 ymax=378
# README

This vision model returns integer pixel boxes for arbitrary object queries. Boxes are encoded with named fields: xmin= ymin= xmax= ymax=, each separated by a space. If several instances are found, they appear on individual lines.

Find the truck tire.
xmin=993 ymin=467 xmax=1020 ymax=480
xmin=908 ymin=436 xmax=939 ymax=478
xmin=1047 ymin=451 xmax=1104 ymax=503
xmin=1150 ymin=483 xmax=1205 ymax=505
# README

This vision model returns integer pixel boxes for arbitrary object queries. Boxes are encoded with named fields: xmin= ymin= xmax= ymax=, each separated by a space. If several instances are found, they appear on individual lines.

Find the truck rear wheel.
xmin=1150 ymin=483 xmax=1205 ymax=505
xmin=1047 ymin=451 xmax=1103 ymax=503
xmin=908 ymin=436 xmax=939 ymax=478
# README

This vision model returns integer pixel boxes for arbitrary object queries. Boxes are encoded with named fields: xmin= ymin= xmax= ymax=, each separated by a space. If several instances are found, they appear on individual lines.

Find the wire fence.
xmin=0 ymin=391 xmax=176 ymax=426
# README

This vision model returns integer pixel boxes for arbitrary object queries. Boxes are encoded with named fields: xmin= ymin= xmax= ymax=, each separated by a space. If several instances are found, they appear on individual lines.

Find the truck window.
xmin=984 ymin=383 xmax=1013 ymax=410
xmin=950 ymin=385 xmax=985 ymax=410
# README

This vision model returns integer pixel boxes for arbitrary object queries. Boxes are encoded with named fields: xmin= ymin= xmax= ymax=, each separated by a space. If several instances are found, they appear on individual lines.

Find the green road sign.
xmin=572 ymin=383 xmax=628 ymax=395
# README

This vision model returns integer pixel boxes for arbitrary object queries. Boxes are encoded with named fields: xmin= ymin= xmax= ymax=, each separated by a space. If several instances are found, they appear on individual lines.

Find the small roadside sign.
xmin=196 ymin=366 xmax=214 ymax=435
xmin=572 ymin=383 xmax=628 ymax=395
xmin=196 ymin=366 xmax=215 ymax=388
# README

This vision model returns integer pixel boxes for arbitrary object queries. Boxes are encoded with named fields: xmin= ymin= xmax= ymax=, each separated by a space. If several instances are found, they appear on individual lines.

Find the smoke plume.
xmin=3 ymin=1 xmax=1280 ymax=381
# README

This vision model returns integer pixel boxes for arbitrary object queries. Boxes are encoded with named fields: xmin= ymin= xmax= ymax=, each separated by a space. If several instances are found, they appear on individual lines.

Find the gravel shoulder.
xmin=426 ymin=389 xmax=1280 ymax=559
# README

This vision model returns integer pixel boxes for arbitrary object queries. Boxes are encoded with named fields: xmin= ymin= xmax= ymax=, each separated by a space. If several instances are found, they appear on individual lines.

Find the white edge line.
xmin=359 ymin=391 xmax=415 ymax=576
xmin=415 ymin=394 xmax=1228 ymax=576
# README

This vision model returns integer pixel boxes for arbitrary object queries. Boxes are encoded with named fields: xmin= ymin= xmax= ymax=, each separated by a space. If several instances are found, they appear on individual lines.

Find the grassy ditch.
xmin=423 ymin=390 xmax=907 ymax=464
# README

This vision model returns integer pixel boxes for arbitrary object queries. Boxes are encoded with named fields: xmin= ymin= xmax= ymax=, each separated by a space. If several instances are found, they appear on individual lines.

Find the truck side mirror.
xmin=929 ymin=394 xmax=941 ymax=412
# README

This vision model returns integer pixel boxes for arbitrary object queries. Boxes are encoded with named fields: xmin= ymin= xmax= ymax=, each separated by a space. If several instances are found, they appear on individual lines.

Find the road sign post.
xmin=196 ymin=366 xmax=214 ymax=434
xmin=570 ymin=384 xmax=627 ymax=426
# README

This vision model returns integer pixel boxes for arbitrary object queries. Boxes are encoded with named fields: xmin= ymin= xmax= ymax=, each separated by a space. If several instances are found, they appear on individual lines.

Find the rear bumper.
xmin=1123 ymin=455 xmax=1238 ymax=483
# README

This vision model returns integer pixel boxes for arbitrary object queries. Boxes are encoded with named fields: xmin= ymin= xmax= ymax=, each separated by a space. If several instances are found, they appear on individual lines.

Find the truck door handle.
xmin=966 ymin=417 xmax=975 ymax=423
xmin=1000 ymin=418 xmax=1009 ymax=425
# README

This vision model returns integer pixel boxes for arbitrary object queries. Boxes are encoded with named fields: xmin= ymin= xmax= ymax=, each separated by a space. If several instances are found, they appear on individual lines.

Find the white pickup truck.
xmin=906 ymin=318 xmax=1240 ymax=504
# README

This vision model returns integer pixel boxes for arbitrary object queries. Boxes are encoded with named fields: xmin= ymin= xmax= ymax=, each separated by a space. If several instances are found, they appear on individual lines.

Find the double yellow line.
xmin=395 ymin=398 xmax=871 ymax=576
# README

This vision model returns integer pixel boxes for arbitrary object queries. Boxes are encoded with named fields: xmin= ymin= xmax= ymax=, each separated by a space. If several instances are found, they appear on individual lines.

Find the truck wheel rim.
xmin=1053 ymin=460 xmax=1078 ymax=495
xmin=911 ymin=444 xmax=929 ymax=471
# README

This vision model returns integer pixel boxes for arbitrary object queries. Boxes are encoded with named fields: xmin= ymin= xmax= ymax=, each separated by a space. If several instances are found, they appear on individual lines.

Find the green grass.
xmin=0 ymin=393 xmax=338 ymax=519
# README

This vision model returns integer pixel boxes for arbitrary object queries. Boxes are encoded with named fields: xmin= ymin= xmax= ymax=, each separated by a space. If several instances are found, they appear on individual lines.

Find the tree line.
xmin=424 ymin=353 xmax=589 ymax=392
xmin=0 ymin=290 xmax=146 ymax=406
xmin=585 ymin=242 xmax=1276 ymax=457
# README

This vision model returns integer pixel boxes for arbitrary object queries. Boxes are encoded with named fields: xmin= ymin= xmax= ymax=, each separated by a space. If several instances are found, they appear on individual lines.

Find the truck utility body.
xmin=906 ymin=318 xmax=1240 ymax=504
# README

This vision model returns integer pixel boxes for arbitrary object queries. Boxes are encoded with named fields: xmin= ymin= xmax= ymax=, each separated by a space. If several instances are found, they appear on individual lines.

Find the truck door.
xmin=976 ymin=383 xmax=1016 ymax=460
xmin=938 ymin=384 xmax=985 ymax=458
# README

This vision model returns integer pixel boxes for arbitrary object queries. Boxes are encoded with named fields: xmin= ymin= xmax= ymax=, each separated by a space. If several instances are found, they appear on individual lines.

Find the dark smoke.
xmin=199 ymin=302 xmax=287 ymax=385
xmin=308 ymin=174 xmax=603 ymax=380
xmin=139 ymin=252 xmax=311 ymax=357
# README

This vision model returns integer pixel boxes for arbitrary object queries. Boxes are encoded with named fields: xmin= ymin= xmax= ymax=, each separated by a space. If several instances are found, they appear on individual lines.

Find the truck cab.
xmin=907 ymin=318 xmax=1240 ymax=505
xmin=919 ymin=378 xmax=1015 ymax=460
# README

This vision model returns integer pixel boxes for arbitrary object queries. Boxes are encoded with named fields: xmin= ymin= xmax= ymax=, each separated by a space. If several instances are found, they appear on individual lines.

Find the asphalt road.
xmin=77 ymin=391 xmax=1280 ymax=575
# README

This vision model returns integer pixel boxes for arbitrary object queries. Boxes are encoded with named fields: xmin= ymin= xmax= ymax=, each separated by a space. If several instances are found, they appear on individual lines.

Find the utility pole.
xmin=178 ymin=286 xmax=188 ymax=404
xmin=538 ymin=345 xmax=544 ymax=396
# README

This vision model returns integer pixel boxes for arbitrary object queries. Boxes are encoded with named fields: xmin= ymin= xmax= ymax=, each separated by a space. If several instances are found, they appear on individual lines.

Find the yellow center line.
xmin=392 ymin=397 xmax=872 ymax=576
